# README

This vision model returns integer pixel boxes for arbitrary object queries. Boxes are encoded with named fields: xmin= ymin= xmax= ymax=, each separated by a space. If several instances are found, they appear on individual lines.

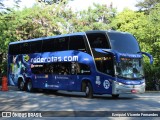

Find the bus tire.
xmin=85 ymin=82 xmax=93 ymax=98
xmin=112 ymin=94 xmax=119 ymax=98
xmin=26 ymin=80 xmax=34 ymax=92
xmin=18 ymin=80 xmax=25 ymax=91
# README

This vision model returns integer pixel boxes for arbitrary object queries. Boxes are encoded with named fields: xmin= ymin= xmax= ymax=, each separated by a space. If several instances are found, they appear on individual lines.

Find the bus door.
xmin=94 ymin=54 xmax=115 ymax=94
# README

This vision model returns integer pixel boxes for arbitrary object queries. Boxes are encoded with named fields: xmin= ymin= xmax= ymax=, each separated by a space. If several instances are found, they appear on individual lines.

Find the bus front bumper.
xmin=112 ymin=81 xmax=145 ymax=94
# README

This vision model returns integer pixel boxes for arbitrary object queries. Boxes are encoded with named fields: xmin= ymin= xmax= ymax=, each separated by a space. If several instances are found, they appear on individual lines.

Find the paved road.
xmin=0 ymin=87 xmax=160 ymax=120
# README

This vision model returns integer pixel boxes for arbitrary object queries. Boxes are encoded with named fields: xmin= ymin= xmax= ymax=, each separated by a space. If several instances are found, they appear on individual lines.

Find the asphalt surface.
xmin=0 ymin=86 xmax=159 ymax=120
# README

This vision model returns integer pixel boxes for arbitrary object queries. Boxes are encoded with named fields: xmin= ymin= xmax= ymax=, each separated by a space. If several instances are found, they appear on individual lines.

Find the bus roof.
xmin=85 ymin=30 xmax=130 ymax=34
xmin=9 ymin=32 xmax=85 ymax=45
xmin=9 ymin=30 xmax=131 ymax=45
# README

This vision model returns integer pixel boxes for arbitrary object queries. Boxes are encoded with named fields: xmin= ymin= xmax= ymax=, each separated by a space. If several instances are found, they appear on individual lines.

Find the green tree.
xmin=111 ymin=9 xmax=149 ymax=47
xmin=71 ymin=3 xmax=116 ymax=32
xmin=0 ymin=0 xmax=19 ymax=74
xmin=37 ymin=0 xmax=70 ymax=5
xmin=136 ymin=0 xmax=160 ymax=13
xmin=147 ymin=3 xmax=160 ymax=78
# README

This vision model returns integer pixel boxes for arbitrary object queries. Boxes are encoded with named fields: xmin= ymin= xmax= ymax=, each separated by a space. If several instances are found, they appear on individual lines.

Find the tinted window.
xmin=9 ymin=44 xmax=20 ymax=55
xmin=31 ymin=64 xmax=44 ymax=74
xmin=45 ymin=63 xmax=70 ymax=75
xmin=69 ymin=35 xmax=86 ymax=51
xmin=86 ymin=33 xmax=110 ymax=49
xmin=77 ymin=63 xmax=91 ymax=75
xmin=30 ymin=41 xmax=42 ymax=53
xmin=31 ymin=62 xmax=71 ymax=75
xmin=42 ymin=38 xmax=55 ymax=52
xmin=9 ymin=42 xmax=31 ymax=55
xmin=95 ymin=54 xmax=114 ymax=76
xmin=31 ymin=62 xmax=91 ymax=75
xmin=54 ymin=37 xmax=69 ymax=51
xmin=42 ymin=37 xmax=69 ymax=52
xmin=108 ymin=33 xmax=140 ymax=54
xmin=20 ymin=42 xmax=30 ymax=54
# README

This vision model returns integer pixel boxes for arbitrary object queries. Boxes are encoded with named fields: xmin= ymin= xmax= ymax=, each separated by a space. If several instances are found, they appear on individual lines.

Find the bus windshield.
xmin=116 ymin=58 xmax=144 ymax=79
xmin=108 ymin=32 xmax=140 ymax=54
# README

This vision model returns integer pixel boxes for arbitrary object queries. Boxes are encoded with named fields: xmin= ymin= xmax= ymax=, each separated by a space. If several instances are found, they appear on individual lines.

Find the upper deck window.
xmin=69 ymin=35 xmax=86 ymax=51
xmin=86 ymin=33 xmax=110 ymax=49
xmin=9 ymin=44 xmax=20 ymax=55
xmin=108 ymin=32 xmax=140 ymax=54
xmin=30 ymin=41 xmax=42 ymax=53
xmin=42 ymin=37 xmax=69 ymax=52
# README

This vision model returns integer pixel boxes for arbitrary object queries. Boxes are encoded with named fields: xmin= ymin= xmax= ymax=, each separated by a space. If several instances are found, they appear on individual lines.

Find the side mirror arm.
xmin=102 ymin=49 xmax=121 ymax=63
xmin=140 ymin=52 xmax=153 ymax=64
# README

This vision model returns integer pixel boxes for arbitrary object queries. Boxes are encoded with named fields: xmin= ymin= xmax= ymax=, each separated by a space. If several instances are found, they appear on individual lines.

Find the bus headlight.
xmin=116 ymin=82 xmax=124 ymax=86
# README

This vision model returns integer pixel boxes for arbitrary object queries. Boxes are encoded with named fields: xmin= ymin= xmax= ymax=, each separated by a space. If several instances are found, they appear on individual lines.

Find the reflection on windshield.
xmin=108 ymin=32 xmax=140 ymax=54
xmin=116 ymin=58 xmax=144 ymax=79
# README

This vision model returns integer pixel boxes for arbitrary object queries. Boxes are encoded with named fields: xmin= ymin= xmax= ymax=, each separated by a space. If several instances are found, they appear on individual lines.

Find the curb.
xmin=0 ymin=86 xmax=18 ymax=91
xmin=8 ymin=86 xmax=19 ymax=91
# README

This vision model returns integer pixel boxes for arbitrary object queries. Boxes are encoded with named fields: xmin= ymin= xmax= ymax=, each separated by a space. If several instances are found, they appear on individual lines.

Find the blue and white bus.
xmin=8 ymin=30 xmax=153 ymax=98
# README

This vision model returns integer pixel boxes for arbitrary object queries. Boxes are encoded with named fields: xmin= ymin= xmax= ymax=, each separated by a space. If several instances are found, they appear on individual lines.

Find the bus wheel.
xmin=26 ymin=80 xmax=33 ymax=92
xmin=85 ymin=82 xmax=93 ymax=98
xmin=18 ymin=80 xmax=25 ymax=91
xmin=112 ymin=94 xmax=119 ymax=98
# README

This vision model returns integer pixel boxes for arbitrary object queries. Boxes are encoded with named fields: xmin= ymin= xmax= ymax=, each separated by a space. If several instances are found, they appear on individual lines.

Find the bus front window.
xmin=116 ymin=58 xmax=144 ymax=79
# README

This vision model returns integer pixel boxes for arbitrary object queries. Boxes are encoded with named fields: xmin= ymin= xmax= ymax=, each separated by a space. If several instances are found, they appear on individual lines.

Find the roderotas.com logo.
xmin=30 ymin=56 xmax=78 ymax=63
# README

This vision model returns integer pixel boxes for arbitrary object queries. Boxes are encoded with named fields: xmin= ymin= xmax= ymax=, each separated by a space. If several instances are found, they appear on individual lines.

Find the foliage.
xmin=145 ymin=3 xmax=160 ymax=88
xmin=70 ymin=4 xmax=116 ymax=32
xmin=136 ymin=0 xmax=160 ymax=12
xmin=37 ymin=0 xmax=70 ymax=4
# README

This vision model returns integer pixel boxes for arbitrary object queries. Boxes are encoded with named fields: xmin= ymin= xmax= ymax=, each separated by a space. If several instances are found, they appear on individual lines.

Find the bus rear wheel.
xmin=85 ymin=82 xmax=93 ymax=98
xmin=18 ymin=80 xmax=25 ymax=91
xmin=26 ymin=80 xmax=34 ymax=92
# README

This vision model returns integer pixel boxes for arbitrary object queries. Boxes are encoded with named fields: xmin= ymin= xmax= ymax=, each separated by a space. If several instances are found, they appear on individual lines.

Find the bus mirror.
xmin=102 ymin=49 xmax=121 ymax=63
xmin=141 ymin=52 xmax=153 ymax=64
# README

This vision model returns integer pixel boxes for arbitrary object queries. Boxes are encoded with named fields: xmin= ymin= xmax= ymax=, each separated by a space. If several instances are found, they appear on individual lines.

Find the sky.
xmin=68 ymin=0 xmax=138 ymax=12
xmin=3 ymin=0 xmax=138 ymax=12
xmin=3 ymin=0 xmax=35 ymax=9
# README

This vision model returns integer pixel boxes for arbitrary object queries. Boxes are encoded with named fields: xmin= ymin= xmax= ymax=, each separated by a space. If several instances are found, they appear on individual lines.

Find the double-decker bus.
xmin=8 ymin=30 xmax=153 ymax=98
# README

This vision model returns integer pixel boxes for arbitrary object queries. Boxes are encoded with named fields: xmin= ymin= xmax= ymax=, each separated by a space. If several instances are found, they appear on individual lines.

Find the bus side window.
xmin=31 ymin=64 xmax=44 ymax=74
xmin=75 ymin=63 xmax=91 ymax=75
xmin=69 ymin=35 xmax=86 ymax=52
xmin=42 ymin=38 xmax=55 ymax=52
xmin=41 ymin=63 xmax=70 ymax=75
xmin=86 ymin=33 xmax=110 ymax=49
xmin=55 ymin=37 xmax=69 ymax=51
xmin=9 ymin=44 xmax=20 ymax=55
xmin=20 ymin=43 xmax=31 ymax=54
xmin=30 ymin=41 xmax=42 ymax=53
xmin=59 ymin=63 xmax=69 ymax=75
